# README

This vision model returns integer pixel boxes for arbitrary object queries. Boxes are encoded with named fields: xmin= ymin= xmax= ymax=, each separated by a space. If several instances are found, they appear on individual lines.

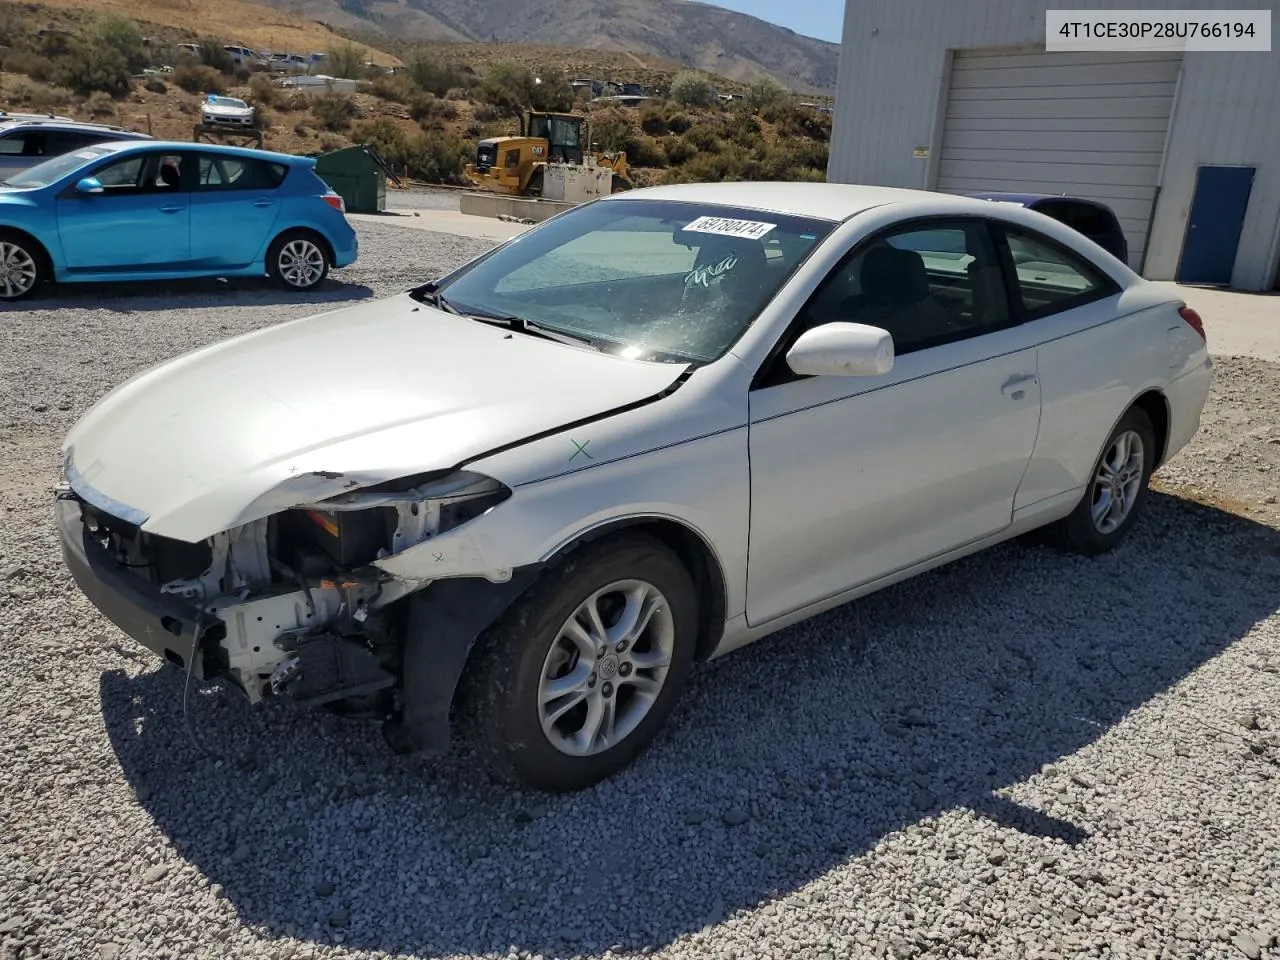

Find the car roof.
xmin=611 ymin=181 xmax=1047 ymax=223
xmin=0 ymin=116 xmax=152 ymax=137
xmin=79 ymin=139 xmax=311 ymax=165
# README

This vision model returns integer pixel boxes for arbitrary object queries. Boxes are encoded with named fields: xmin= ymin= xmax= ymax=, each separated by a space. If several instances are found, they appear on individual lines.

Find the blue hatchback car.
xmin=0 ymin=140 xmax=358 ymax=301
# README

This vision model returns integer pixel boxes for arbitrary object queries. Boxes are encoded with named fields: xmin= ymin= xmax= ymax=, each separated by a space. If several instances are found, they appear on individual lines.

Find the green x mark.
xmin=569 ymin=438 xmax=594 ymax=462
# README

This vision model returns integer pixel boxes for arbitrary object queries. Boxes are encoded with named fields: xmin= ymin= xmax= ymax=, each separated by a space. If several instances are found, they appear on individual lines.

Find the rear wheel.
xmin=1048 ymin=406 xmax=1156 ymax=555
xmin=458 ymin=532 xmax=698 ymax=792
xmin=0 ymin=232 xmax=45 ymax=301
xmin=266 ymin=230 xmax=330 ymax=291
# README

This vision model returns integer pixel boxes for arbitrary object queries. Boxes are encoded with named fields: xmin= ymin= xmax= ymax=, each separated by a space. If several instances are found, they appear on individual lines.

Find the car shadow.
xmin=7 ymin=276 xmax=377 ymax=312
xmin=99 ymin=492 xmax=1280 ymax=956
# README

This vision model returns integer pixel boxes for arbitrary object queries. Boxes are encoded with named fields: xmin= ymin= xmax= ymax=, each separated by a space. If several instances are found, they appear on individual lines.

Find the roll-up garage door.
xmin=936 ymin=49 xmax=1182 ymax=270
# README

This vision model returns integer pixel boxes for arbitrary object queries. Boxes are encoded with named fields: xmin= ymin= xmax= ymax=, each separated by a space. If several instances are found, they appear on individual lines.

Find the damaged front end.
xmin=56 ymin=469 xmax=513 ymax=731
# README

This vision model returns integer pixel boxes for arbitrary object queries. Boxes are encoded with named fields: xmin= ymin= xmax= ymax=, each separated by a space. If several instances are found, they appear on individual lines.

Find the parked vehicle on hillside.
xmin=0 ymin=116 xmax=152 ymax=179
xmin=200 ymin=95 xmax=257 ymax=129
xmin=968 ymin=192 xmax=1130 ymax=264
xmin=0 ymin=140 xmax=356 ymax=300
xmin=53 ymin=182 xmax=1210 ymax=792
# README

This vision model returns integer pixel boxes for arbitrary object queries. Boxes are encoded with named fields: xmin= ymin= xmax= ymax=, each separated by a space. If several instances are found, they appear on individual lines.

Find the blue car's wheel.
xmin=0 ymin=232 xmax=44 ymax=301
xmin=267 ymin=230 xmax=330 ymax=292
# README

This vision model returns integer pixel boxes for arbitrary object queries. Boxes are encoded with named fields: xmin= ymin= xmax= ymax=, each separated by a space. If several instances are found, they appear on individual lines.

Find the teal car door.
xmin=55 ymin=151 xmax=192 ymax=272
xmin=189 ymin=154 xmax=286 ymax=268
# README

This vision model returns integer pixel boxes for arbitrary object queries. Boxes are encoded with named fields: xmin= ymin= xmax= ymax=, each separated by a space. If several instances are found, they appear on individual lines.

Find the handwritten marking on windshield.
xmin=569 ymin=439 xmax=594 ymax=462
xmin=685 ymin=253 xmax=738 ymax=289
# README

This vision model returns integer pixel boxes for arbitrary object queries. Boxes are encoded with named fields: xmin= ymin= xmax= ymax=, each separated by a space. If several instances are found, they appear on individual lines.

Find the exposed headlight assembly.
xmin=296 ymin=470 xmax=511 ymax=560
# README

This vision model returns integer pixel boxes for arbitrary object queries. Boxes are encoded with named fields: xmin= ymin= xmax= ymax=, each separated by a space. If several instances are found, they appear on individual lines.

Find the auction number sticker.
xmin=683 ymin=216 xmax=777 ymax=240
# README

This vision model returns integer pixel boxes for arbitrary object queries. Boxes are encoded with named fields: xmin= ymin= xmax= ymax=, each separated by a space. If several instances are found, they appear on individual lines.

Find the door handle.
xmin=251 ymin=199 xmax=277 ymax=208
xmin=1001 ymin=374 xmax=1038 ymax=399
xmin=159 ymin=205 xmax=184 ymax=214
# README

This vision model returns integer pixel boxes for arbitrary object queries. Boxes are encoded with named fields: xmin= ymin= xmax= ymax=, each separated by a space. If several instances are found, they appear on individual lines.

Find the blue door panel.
xmin=1177 ymin=166 xmax=1255 ymax=285
xmin=55 ymin=194 xmax=191 ymax=272
xmin=189 ymin=194 xmax=282 ymax=268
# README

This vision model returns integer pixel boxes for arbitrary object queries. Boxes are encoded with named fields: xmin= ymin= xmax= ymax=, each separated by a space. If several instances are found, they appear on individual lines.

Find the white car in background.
xmin=200 ymin=95 xmax=256 ymax=128
xmin=54 ymin=182 xmax=1211 ymax=793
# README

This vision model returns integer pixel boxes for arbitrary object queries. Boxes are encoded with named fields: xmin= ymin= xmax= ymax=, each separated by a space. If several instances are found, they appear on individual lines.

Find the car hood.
xmin=64 ymin=293 xmax=688 ymax=542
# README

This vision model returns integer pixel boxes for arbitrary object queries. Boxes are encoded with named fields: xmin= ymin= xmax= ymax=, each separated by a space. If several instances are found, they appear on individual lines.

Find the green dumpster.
xmin=312 ymin=145 xmax=396 ymax=214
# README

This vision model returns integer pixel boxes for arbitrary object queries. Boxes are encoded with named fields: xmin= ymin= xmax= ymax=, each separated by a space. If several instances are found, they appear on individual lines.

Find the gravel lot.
xmin=2 ymin=221 xmax=1278 ymax=960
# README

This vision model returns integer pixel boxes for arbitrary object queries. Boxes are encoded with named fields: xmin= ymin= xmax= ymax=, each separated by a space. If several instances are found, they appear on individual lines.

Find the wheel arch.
xmin=267 ymin=225 xmax=334 ymax=264
xmin=0 ymin=225 xmax=54 ymax=279
xmin=542 ymin=515 xmax=728 ymax=663
xmin=1132 ymin=388 xmax=1171 ymax=468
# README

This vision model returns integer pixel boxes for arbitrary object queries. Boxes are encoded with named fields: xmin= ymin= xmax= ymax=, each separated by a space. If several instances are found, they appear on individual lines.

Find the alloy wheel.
xmin=1091 ymin=429 xmax=1145 ymax=534
xmin=0 ymin=242 xmax=38 ymax=299
xmin=278 ymin=239 xmax=325 ymax=289
xmin=537 ymin=579 xmax=676 ymax=757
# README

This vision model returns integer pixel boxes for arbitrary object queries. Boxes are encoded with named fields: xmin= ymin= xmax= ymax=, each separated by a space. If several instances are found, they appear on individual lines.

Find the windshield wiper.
xmin=465 ymin=312 xmax=596 ymax=349
xmin=408 ymin=281 xmax=461 ymax=315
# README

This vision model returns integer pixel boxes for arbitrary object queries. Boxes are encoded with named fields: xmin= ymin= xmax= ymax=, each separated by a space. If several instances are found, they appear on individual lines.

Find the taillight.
xmin=323 ymin=193 xmax=346 ymax=214
xmin=1178 ymin=305 xmax=1206 ymax=341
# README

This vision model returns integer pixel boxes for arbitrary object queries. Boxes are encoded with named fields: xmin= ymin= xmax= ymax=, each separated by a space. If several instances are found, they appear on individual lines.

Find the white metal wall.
xmin=829 ymin=0 xmax=1280 ymax=290
xmin=936 ymin=49 xmax=1182 ymax=269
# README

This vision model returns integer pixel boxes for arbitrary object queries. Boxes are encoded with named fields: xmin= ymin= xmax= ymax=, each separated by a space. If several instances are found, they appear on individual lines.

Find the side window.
xmin=0 ymin=133 xmax=31 ymax=156
xmin=44 ymin=131 xmax=106 ymax=155
xmin=1002 ymin=226 xmax=1115 ymax=317
xmin=797 ymin=219 xmax=1012 ymax=358
xmin=197 ymin=156 xmax=286 ymax=190
xmin=92 ymin=156 xmax=146 ymax=191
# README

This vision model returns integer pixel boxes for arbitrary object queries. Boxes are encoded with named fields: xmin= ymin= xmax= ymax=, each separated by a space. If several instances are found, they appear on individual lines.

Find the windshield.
xmin=434 ymin=199 xmax=835 ymax=363
xmin=3 ymin=146 xmax=111 ymax=189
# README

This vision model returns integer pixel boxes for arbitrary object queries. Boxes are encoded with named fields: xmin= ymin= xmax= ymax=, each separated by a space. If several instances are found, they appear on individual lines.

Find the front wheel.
xmin=1048 ymin=405 xmax=1156 ymax=555
xmin=458 ymin=532 xmax=698 ymax=792
xmin=0 ymin=232 xmax=45 ymax=301
xmin=266 ymin=231 xmax=330 ymax=291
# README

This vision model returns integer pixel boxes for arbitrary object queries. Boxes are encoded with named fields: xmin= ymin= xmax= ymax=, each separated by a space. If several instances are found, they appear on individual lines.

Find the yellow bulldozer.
xmin=463 ymin=111 xmax=632 ymax=199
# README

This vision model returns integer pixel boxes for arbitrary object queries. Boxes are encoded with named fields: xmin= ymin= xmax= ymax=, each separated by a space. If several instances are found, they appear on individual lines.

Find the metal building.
xmin=828 ymin=0 xmax=1280 ymax=290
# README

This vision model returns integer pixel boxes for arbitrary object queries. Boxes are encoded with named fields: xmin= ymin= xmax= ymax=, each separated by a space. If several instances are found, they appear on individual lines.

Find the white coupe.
xmin=55 ymin=182 xmax=1212 ymax=792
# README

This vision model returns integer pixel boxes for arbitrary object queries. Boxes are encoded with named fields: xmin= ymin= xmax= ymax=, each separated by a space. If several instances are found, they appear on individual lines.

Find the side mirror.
xmin=785 ymin=322 xmax=895 ymax=378
xmin=75 ymin=177 xmax=104 ymax=196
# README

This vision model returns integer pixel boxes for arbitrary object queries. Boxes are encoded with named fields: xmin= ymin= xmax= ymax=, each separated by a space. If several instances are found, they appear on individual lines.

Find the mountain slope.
xmin=261 ymin=0 xmax=840 ymax=92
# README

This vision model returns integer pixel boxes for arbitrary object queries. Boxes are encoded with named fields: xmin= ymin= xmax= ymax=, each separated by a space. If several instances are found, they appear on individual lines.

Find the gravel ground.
xmin=2 ymin=222 xmax=1279 ymax=960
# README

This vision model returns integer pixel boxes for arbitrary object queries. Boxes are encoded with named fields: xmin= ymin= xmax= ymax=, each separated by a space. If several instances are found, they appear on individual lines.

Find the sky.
xmin=697 ymin=0 xmax=846 ymax=42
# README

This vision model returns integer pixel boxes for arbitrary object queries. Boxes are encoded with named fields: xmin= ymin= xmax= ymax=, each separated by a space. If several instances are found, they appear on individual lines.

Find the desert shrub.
xmin=248 ymin=72 xmax=276 ymax=106
xmin=638 ymin=105 xmax=668 ymax=136
xmin=350 ymin=118 xmax=469 ymax=183
xmin=663 ymin=135 xmax=696 ymax=165
xmin=3 ymin=49 xmax=55 ymax=83
xmin=725 ymin=112 xmax=763 ymax=150
xmin=88 ymin=15 xmax=149 ymax=74
xmin=408 ymin=92 xmax=458 ymax=126
xmin=10 ymin=81 xmax=69 ymax=112
xmin=319 ymin=134 xmax=342 ymax=152
xmin=476 ymin=60 xmax=570 ymax=116
xmin=144 ymin=77 xmax=167 ymax=94
xmin=369 ymin=73 xmax=413 ymax=103
xmin=472 ymin=102 xmax=504 ymax=123
xmin=233 ymin=66 xmax=251 ymax=83
xmin=312 ymin=92 xmax=356 ymax=131
xmin=83 ymin=90 xmax=115 ymax=116
xmin=770 ymin=104 xmax=831 ymax=142
xmin=173 ymin=63 xmax=224 ymax=95
xmin=665 ymin=111 xmax=692 ymax=134
xmin=327 ymin=42 xmax=367 ymax=80
xmin=407 ymin=54 xmax=461 ymax=97
xmin=683 ymin=122 xmax=723 ymax=153
xmin=444 ymin=86 xmax=469 ymax=101
xmin=57 ymin=38 xmax=132 ymax=97
xmin=590 ymin=110 xmax=631 ymax=153
xmin=669 ymin=71 xmax=714 ymax=108
xmin=626 ymin=134 xmax=667 ymax=168
xmin=198 ymin=38 xmax=234 ymax=74
xmin=293 ymin=121 xmax=310 ymax=137
xmin=254 ymin=108 xmax=274 ymax=130
xmin=743 ymin=77 xmax=787 ymax=113
xmin=276 ymin=92 xmax=310 ymax=112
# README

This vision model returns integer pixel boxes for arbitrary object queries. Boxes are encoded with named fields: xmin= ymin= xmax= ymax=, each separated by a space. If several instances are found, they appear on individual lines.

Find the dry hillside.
xmin=260 ymin=0 xmax=840 ymax=92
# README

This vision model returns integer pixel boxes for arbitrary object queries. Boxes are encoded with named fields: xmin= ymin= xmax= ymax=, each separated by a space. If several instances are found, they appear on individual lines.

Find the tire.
xmin=458 ymin=532 xmax=698 ymax=793
xmin=0 ymin=231 xmax=46 ymax=301
xmin=1047 ymin=405 xmax=1157 ymax=556
xmin=524 ymin=168 xmax=545 ymax=198
xmin=266 ymin=230 xmax=330 ymax=292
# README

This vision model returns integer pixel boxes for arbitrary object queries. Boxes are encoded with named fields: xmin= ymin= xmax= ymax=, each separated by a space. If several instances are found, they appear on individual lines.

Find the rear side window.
xmin=0 ymin=132 xmax=43 ymax=157
xmin=197 ymin=156 xmax=288 ymax=190
xmin=1001 ymin=226 xmax=1117 ymax=318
